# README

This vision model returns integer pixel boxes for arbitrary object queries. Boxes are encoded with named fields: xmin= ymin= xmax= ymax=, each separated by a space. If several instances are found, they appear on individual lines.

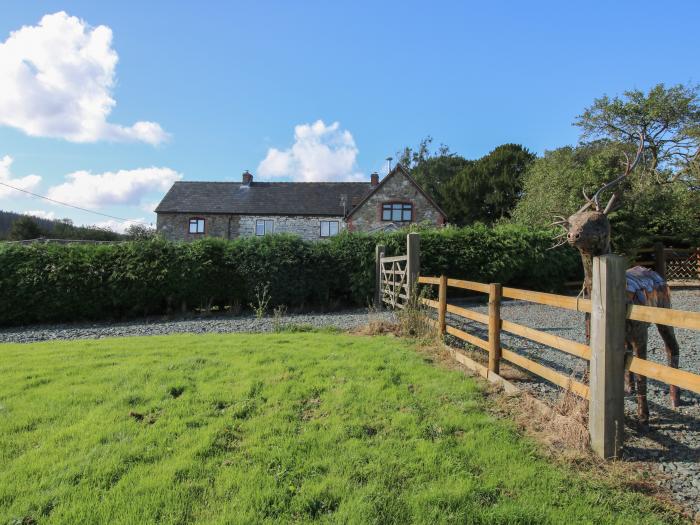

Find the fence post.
xmin=589 ymin=255 xmax=627 ymax=459
xmin=375 ymin=244 xmax=385 ymax=309
xmin=438 ymin=275 xmax=447 ymax=337
xmin=406 ymin=233 xmax=420 ymax=295
xmin=654 ymin=242 xmax=666 ymax=280
xmin=488 ymin=283 xmax=502 ymax=375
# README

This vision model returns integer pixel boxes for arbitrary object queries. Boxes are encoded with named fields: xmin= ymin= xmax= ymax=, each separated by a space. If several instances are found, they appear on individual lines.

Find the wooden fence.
xmin=417 ymin=255 xmax=700 ymax=459
xmin=635 ymin=243 xmax=700 ymax=284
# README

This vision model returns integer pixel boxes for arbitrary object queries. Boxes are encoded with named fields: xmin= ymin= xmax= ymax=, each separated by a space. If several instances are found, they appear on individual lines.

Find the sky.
xmin=0 ymin=1 xmax=698 ymax=231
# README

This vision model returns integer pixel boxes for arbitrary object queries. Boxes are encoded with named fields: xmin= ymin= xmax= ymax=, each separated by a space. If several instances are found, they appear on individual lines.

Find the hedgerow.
xmin=0 ymin=225 xmax=581 ymax=326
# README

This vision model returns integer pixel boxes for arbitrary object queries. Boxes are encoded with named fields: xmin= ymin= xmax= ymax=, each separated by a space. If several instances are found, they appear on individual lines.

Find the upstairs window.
xmin=256 ymin=219 xmax=274 ymax=236
xmin=320 ymin=220 xmax=339 ymax=237
xmin=382 ymin=203 xmax=412 ymax=222
xmin=188 ymin=218 xmax=205 ymax=234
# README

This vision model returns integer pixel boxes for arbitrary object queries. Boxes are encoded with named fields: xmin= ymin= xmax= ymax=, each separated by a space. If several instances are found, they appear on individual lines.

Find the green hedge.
xmin=0 ymin=225 xmax=581 ymax=326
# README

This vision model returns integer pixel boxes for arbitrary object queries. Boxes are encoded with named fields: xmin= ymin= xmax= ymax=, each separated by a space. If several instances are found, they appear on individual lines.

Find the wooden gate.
xmin=380 ymin=255 xmax=409 ymax=309
xmin=375 ymin=233 xmax=420 ymax=310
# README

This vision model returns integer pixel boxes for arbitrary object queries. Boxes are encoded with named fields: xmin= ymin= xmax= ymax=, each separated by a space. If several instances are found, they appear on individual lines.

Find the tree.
xmin=397 ymin=138 xmax=534 ymax=225
xmin=396 ymin=137 xmax=468 ymax=211
xmin=511 ymin=141 xmax=700 ymax=252
xmin=125 ymin=223 xmax=156 ymax=240
xmin=443 ymin=144 xmax=535 ymax=225
xmin=9 ymin=216 xmax=44 ymax=240
xmin=575 ymin=83 xmax=700 ymax=183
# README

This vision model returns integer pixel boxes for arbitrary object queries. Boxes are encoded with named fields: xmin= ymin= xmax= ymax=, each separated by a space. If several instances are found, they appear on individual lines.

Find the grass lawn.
xmin=0 ymin=332 xmax=682 ymax=524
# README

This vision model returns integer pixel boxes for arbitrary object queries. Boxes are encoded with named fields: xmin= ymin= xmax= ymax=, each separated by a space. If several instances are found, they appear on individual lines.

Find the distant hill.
xmin=0 ymin=210 xmax=124 ymax=241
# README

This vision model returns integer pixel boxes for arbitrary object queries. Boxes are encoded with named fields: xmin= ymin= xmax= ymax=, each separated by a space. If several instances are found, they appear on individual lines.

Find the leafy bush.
xmin=0 ymin=226 xmax=581 ymax=326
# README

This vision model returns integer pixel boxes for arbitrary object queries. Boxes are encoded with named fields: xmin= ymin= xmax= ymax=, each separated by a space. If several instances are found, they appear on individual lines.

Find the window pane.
xmin=197 ymin=219 xmax=205 ymax=233
xmin=265 ymin=220 xmax=274 ymax=234
xmin=189 ymin=220 xmax=196 ymax=233
xmin=391 ymin=209 xmax=402 ymax=221
xmin=329 ymin=221 xmax=338 ymax=235
xmin=402 ymin=209 xmax=412 ymax=221
xmin=321 ymin=221 xmax=329 ymax=237
xmin=256 ymin=220 xmax=265 ymax=236
xmin=382 ymin=209 xmax=391 ymax=220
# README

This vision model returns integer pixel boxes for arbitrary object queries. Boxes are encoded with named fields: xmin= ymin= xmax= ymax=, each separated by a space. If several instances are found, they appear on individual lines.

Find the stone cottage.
xmin=154 ymin=164 xmax=446 ymax=241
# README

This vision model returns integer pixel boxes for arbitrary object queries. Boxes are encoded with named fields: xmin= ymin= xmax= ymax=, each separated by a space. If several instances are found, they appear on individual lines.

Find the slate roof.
xmin=155 ymin=181 xmax=373 ymax=216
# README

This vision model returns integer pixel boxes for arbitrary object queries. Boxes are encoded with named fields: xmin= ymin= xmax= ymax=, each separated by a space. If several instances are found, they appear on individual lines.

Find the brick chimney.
xmin=242 ymin=170 xmax=253 ymax=185
xmin=370 ymin=172 xmax=379 ymax=187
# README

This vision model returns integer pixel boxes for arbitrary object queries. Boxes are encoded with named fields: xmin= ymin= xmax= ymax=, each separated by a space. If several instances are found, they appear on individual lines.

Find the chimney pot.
xmin=242 ymin=170 xmax=253 ymax=185
xmin=370 ymin=172 xmax=379 ymax=186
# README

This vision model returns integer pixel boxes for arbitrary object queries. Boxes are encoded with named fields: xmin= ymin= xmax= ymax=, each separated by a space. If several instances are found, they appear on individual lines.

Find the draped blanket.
xmin=626 ymin=266 xmax=669 ymax=306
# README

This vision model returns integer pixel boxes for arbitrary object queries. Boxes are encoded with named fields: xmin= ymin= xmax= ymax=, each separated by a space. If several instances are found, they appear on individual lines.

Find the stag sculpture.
xmin=553 ymin=134 xmax=680 ymax=427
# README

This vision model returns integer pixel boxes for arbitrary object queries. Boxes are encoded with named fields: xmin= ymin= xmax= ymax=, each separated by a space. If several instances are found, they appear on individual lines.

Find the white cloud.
xmin=0 ymin=12 xmax=169 ymax=145
xmin=0 ymin=155 xmax=42 ymax=198
xmin=93 ymin=218 xmax=146 ymax=234
xmin=140 ymin=200 xmax=161 ymax=213
xmin=24 ymin=210 xmax=56 ymax=220
xmin=258 ymin=120 xmax=364 ymax=182
xmin=47 ymin=167 xmax=182 ymax=208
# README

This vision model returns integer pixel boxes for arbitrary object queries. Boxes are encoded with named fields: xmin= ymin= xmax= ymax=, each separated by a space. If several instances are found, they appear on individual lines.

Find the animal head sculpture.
xmin=552 ymin=133 xmax=645 ymax=257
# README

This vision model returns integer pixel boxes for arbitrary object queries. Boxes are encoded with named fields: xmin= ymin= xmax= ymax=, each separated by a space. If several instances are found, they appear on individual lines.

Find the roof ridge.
xmin=174 ymin=180 xmax=369 ymax=184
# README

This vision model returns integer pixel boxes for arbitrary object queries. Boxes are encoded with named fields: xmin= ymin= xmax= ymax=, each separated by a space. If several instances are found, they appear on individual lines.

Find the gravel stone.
xmin=0 ymin=308 xmax=396 ymax=344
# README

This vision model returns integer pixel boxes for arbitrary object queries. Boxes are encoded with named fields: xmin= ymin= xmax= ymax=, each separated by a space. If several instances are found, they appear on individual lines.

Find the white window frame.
xmin=255 ymin=219 xmax=274 ymax=236
xmin=188 ymin=218 xmax=205 ymax=234
xmin=320 ymin=220 xmax=339 ymax=238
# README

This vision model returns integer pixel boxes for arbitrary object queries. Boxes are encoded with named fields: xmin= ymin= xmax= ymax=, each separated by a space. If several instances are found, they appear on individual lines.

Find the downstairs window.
xmin=188 ymin=218 xmax=205 ymax=234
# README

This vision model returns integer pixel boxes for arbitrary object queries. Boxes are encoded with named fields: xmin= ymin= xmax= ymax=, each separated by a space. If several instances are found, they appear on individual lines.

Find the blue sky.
xmin=0 ymin=1 xmax=698 ymax=230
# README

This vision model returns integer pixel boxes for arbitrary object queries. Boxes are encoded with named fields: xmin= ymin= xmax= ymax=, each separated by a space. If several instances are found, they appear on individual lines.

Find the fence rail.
xmin=418 ymin=264 xmax=700 ymax=459
xmin=418 ymin=275 xmax=700 ymax=397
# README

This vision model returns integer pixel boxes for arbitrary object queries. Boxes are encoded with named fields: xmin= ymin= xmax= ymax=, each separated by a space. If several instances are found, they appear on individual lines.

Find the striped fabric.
xmin=626 ymin=266 xmax=668 ymax=305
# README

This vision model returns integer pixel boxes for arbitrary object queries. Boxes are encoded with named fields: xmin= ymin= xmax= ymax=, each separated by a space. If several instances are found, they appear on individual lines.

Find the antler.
xmin=573 ymin=131 xmax=645 ymax=215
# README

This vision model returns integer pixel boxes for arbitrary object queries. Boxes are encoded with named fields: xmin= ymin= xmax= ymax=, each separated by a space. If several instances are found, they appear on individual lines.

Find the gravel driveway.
xmin=0 ymin=309 xmax=395 ymax=344
xmin=446 ymin=288 xmax=700 ymax=518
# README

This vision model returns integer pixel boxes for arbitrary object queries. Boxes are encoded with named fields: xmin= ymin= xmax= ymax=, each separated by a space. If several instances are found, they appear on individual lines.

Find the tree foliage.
xmin=125 ymin=223 xmax=157 ymax=240
xmin=511 ymin=141 xmax=700 ymax=252
xmin=9 ymin=216 xmax=43 ymax=240
xmin=0 ymin=211 xmax=123 ymax=241
xmin=575 ymin=83 xmax=700 ymax=183
xmin=443 ymin=144 xmax=535 ymax=225
xmin=398 ymin=138 xmax=534 ymax=225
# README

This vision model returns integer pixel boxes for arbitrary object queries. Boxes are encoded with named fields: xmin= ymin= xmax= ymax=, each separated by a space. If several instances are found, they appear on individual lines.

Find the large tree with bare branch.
xmin=575 ymin=83 xmax=700 ymax=183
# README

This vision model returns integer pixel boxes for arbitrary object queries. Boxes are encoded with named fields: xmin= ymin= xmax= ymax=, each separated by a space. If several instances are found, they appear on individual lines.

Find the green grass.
xmin=0 ymin=332 xmax=681 ymax=524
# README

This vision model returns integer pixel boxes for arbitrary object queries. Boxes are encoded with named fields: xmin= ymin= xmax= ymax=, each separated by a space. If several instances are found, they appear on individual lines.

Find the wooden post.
xmin=589 ymin=255 xmax=627 ymax=459
xmin=375 ymin=244 xmax=385 ymax=309
xmin=654 ymin=242 xmax=666 ymax=280
xmin=438 ymin=275 xmax=447 ymax=337
xmin=488 ymin=283 xmax=502 ymax=375
xmin=406 ymin=233 xmax=420 ymax=296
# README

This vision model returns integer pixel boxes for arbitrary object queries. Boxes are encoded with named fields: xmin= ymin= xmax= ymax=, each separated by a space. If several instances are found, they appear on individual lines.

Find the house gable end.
xmin=347 ymin=164 xmax=447 ymax=221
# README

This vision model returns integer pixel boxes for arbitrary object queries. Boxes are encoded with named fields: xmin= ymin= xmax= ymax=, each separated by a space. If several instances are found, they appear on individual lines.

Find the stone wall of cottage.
xmin=156 ymin=213 xmax=345 ymax=242
xmin=156 ymin=213 xmax=238 ymax=241
xmin=237 ymin=215 xmax=345 ymax=241
xmin=347 ymin=171 xmax=445 ymax=232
